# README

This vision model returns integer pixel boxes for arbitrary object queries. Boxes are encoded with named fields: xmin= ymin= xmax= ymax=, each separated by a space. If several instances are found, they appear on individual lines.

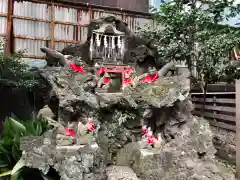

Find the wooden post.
xmin=236 ymin=80 xmax=240 ymax=178
xmin=213 ymin=95 xmax=217 ymax=122
xmin=50 ymin=1 xmax=55 ymax=50
xmin=89 ymin=7 xmax=93 ymax=21
xmin=76 ymin=9 xmax=79 ymax=42
xmin=4 ymin=0 xmax=13 ymax=55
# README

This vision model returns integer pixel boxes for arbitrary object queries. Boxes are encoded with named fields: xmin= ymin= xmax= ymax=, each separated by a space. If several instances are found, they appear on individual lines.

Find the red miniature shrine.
xmin=103 ymin=65 xmax=131 ymax=85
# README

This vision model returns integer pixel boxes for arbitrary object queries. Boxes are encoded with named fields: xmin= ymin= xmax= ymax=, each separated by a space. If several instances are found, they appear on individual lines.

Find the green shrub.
xmin=0 ymin=40 xmax=37 ymax=89
xmin=0 ymin=114 xmax=53 ymax=180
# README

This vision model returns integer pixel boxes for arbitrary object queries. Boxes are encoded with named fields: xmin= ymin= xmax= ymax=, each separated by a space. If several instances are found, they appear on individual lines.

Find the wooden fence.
xmin=191 ymin=83 xmax=236 ymax=132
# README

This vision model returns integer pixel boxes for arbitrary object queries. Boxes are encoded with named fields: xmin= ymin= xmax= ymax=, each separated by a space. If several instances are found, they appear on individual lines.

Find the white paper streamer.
xmin=117 ymin=36 xmax=121 ymax=49
xmin=104 ymin=35 xmax=108 ymax=48
xmin=111 ymin=36 xmax=115 ymax=49
xmin=96 ymin=33 xmax=100 ymax=47
xmin=90 ymin=36 xmax=93 ymax=60
xmin=120 ymin=37 xmax=125 ymax=58
xmin=90 ymin=32 xmax=126 ymax=61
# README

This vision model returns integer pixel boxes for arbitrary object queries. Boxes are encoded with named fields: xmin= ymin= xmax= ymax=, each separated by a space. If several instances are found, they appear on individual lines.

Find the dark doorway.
xmin=108 ymin=72 xmax=122 ymax=93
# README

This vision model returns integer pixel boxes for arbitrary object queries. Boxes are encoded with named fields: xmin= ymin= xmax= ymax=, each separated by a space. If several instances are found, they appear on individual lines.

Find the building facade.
xmin=66 ymin=0 xmax=150 ymax=13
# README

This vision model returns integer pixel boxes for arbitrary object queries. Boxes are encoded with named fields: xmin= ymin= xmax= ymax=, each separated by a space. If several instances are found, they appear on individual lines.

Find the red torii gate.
xmin=103 ymin=64 xmax=130 ymax=85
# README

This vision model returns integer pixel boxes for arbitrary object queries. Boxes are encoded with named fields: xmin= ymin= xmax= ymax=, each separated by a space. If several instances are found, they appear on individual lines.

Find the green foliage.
xmin=195 ymin=24 xmax=240 ymax=84
xmin=0 ymin=115 xmax=53 ymax=180
xmin=0 ymin=40 xmax=4 ymax=55
xmin=105 ymin=109 xmax=137 ymax=138
xmin=221 ymin=61 xmax=240 ymax=83
xmin=0 ymin=40 xmax=37 ymax=89
xmin=113 ymin=109 xmax=136 ymax=126
xmin=142 ymin=0 xmax=240 ymax=85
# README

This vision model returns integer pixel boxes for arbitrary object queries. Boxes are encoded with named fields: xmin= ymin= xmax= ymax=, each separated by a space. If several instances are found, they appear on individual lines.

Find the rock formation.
xmin=116 ymin=117 xmax=235 ymax=180
xmin=9 ymin=15 xmax=235 ymax=180
xmin=19 ymin=62 xmax=236 ymax=180
xmin=106 ymin=166 xmax=140 ymax=180
xmin=20 ymin=135 xmax=106 ymax=180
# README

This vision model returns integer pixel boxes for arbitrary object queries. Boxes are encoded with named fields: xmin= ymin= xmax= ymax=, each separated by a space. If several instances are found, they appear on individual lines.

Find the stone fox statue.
xmin=40 ymin=47 xmax=70 ymax=67
xmin=42 ymin=16 xmax=170 ymax=75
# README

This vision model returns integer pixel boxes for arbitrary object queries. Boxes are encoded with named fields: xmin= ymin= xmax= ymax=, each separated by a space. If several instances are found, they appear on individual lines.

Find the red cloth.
xmin=69 ymin=63 xmax=86 ymax=74
xmin=125 ymin=68 xmax=133 ymax=75
xmin=142 ymin=129 xmax=148 ymax=136
xmin=147 ymin=136 xmax=157 ymax=145
xmin=141 ymin=72 xmax=159 ymax=83
xmin=97 ymin=67 xmax=105 ymax=76
xmin=88 ymin=122 xmax=95 ymax=132
xmin=103 ymin=77 xmax=110 ymax=84
xmin=65 ymin=128 xmax=76 ymax=137
xmin=123 ymin=78 xmax=133 ymax=85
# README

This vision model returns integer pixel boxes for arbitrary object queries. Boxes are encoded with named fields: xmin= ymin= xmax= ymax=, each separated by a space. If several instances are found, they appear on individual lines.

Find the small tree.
xmin=142 ymin=0 xmax=240 ymax=109
xmin=0 ymin=40 xmax=37 ymax=89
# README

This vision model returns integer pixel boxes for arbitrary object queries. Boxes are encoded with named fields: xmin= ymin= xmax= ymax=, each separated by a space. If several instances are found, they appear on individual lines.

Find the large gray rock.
xmin=211 ymin=126 xmax=236 ymax=165
xmin=36 ymin=64 xmax=192 ymax=164
xmin=106 ymin=166 xmax=139 ymax=180
xmin=38 ymin=105 xmax=54 ymax=118
xmin=115 ymin=117 xmax=235 ymax=180
xmin=20 ymin=134 xmax=106 ymax=180
xmin=21 ymin=58 xmax=236 ymax=180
